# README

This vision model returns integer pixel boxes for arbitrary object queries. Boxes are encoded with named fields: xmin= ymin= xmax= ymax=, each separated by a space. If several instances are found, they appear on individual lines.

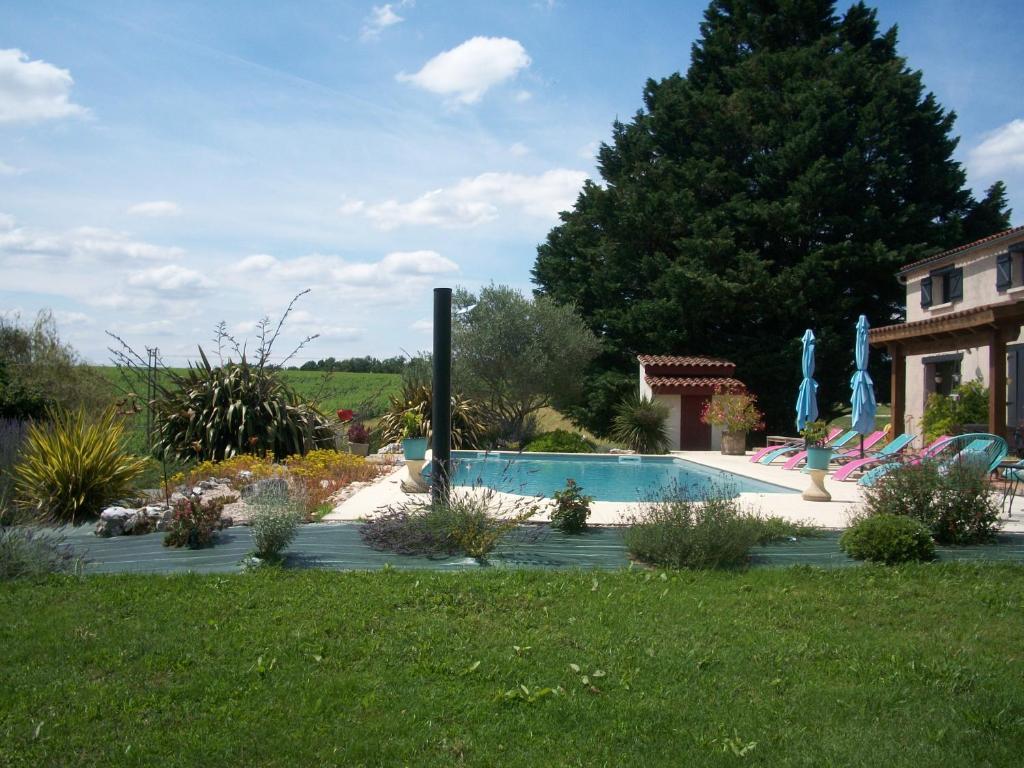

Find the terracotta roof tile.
xmin=637 ymin=355 xmax=734 ymax=368
xmin=645 ymin=376 xmax=746 ymax=391
xmin=899 ymin=225 xmax=1024 ymax=275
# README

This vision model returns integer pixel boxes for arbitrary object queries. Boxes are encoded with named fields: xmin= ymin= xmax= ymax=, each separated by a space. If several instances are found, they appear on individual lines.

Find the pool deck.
xmin=324 ymin=450 xmax=1024 ymax=532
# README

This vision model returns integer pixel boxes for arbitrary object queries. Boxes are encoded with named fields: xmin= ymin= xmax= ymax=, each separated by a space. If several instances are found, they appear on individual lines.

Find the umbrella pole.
xmin=860 ymin=434 xmax=864 ymax=458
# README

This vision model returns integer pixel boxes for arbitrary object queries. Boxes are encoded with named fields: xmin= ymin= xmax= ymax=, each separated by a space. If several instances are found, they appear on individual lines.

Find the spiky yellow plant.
xmin=14 ymin=408 xmax=148 ymax=524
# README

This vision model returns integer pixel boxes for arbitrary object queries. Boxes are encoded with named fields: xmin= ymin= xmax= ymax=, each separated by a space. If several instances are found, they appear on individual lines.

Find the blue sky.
xmin=2 ymin=0 xmax=1022 ymax=364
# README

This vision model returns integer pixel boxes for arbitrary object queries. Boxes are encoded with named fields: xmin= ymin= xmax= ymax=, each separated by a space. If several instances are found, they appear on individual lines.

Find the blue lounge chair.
xmin=759 ymin=429 xmax=858 ymax=465
xmin=858 ymin=433 xmax=1008 ymax=486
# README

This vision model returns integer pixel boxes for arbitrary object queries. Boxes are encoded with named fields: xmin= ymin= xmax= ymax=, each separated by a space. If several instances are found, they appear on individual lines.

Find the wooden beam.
xmin=889 ymin=343 xmax=905 ymax=436
xmin=990 ymin=327 xmax=1007 ymax=438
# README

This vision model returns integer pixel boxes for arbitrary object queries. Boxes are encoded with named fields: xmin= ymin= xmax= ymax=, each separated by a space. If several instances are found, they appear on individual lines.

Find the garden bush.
xmin=163 ymin=494 xmax=231 ymax=549
xmin=840 ymin=514 xmax=936 ymax=564
xmin=360 ymin=489 xmax=538 ymax=560
xmin=550 ymin=479 xmax=592 ymax=533
xmin=14 ymin=408 xmax=148 ymax=524
xmin=377 ymin=383 xmax=485 ymax=449
xmin=625 ymin=486 xmax=761 ymax=569
xmin=0 ymin=526 xmax=82 ymax=579
xmin=524 ymin=430 xmax=595 ymax=454
xmin=921 ymin=379 xmax=988 ymax=441
xmin=248 ymin=486 xmax=303 ymax=560
xmin=611 ymin=393 xmax=670 ymax=454
xmin=861 ymin=460 xmax=1000 ymax=544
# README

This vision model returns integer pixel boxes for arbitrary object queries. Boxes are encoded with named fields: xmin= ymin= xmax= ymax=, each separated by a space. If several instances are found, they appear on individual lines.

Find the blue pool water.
xmin=449 ymin=451 xmax=794 ymax=502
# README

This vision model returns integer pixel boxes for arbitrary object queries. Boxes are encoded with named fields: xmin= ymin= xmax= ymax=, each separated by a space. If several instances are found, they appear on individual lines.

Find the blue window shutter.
xmin=949 ymin=267 xmax=963 ymax=301
xmin=920 ymin=276 xmax=933 ymax=308
xmin=997 ymin=253 xmax=1012 ymax=291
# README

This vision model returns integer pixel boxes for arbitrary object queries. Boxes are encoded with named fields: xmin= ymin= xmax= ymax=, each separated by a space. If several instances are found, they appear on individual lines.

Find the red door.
xmin=679 ymin=395 xmax=712 ymax=450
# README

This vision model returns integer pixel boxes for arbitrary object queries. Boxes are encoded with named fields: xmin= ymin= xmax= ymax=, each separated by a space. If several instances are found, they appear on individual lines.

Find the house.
xmin=637 ymin=355 xmax=745 ymax=450
xmin=869 ymin=225 xmax=1024 ymax=440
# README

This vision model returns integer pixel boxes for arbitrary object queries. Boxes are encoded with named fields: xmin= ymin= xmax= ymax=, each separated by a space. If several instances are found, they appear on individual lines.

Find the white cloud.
xmin=0 ymin=216 xmax=185 ymax=264
xmin=969 ymin=119 xmax=1024 ymax=176
xmin=226 ymin=250 xmax=458 ymax=305
xmin=397 ymin=37 xmax=531 ymax=104
xmin=127 ymin=200 xmax=182 ymax=217
xmin=578 ymin=140 xmax=600 ymax=160
xmin=513 ymin=90 xmax=532 ymax=103
xmin=509 ymin=142 xmax=530 ymax=157
xmin=341 ymin=169 xmax=587 ymax=230
xmin=411 ymin=318 xmax=432 ymax=333
xmin=52 ymin=310 xmax=93 ymax=326
xmin=127 ymin=265 xmax=215 ymax=294
xmin=361 ymin=4 xmax=405 ymax=40
xmin=0 ymin=48 xmax=89 ymax=123
xmin=337 ymin=198 xmax=366 ymax=216
xmin=0 ymin=160 xmax=24 ymax=176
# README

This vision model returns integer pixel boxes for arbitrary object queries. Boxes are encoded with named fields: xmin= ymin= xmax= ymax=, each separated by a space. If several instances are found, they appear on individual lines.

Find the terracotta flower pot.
xmin=720 ymin=431 xmax=747 ymax=455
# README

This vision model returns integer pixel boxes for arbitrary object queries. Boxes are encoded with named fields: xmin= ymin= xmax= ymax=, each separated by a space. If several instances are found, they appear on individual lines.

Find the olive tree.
xmin=452 ymin=285 xmax=601 ymax=445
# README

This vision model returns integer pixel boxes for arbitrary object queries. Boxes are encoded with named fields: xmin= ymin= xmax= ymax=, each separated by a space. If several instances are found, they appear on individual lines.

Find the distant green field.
xmin=90 ymin=367 xmax=401 ymax=419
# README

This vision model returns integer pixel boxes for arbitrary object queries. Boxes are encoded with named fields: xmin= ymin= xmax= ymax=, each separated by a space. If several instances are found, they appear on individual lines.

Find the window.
xmin=921 ymin=265 xmax=963 ymax=308
xmin=996 ymin=244 xmax=1024 ymax=292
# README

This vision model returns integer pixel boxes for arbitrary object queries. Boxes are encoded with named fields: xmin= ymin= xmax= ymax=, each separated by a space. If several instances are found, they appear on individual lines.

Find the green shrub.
xmin=861 ymin=460 xmax=1000 ymax=544
xmin=524 ymin=430 xmax=595 ymax=454
xmin=625 ymin=487 xmax=761 ymax=569
xmin=0 ymin=526 xmax=82 ymax=579
xmin=360 ymin=489 xmax=538 ymax=560
xmin=153 ymin=350 xmax=335 ymax=462
xmin=14 ymin=408 xmax=148 ymax=524
xmin=753 ymin=516 xmax=823 ymax=544
xmin=248 ymin=486 xmax=303 ymax=560
xmin=611 ymin=393 xmax=671 ymax=454
xmin=550 ymin=479 xmax=592 ymax=533
xmin=840 ymin=514 xmax=935 ymax=564
xmin=163 ymin=494 xmax=231 ymax=549
xmin=921 ymin=379 xmax=989 ymax=441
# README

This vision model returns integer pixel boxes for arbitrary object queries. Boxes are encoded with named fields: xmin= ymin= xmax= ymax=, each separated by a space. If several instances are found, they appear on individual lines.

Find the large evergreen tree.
xmin=533 ymin=0 xmax=1011 ymax=434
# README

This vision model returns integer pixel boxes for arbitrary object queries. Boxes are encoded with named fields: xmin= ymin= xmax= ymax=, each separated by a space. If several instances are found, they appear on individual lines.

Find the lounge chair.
xmin=748 ymin=429 xmax=841 ymax=463
xmin=831 ymin=432 xmax=922 ymax=481
xmin=780 ymin=430 xmax=887 ymax=470
xmin=758 ymin=429 xmax=857 ymax=465
xmin=858 ymin=433 xmax=1008 ymax=486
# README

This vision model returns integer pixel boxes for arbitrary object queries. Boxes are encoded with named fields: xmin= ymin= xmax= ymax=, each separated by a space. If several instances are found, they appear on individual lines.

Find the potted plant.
xmin=401 ymin=411 xmax=428 ymax=460
xmin=347 ymin=422 xmax=370 ymax=456
xmin=701 ymin=389 xmax=764 ymax=455
xmin=801 ymin=420 xmax=832 ymax=470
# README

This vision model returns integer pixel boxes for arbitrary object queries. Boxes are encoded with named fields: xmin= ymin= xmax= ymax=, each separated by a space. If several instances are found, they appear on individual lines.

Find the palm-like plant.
xmin=15 ymin=408 xmax=148 ymax=523
xmin=611 ymin=393 xmax=671 ymax=454
xmin=377 ymin=384 xmax=485 ymax=449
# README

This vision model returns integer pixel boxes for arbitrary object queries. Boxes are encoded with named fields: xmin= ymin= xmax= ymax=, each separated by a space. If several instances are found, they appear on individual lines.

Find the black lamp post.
xmin=431 ymin=288 xmax=452 ymax=504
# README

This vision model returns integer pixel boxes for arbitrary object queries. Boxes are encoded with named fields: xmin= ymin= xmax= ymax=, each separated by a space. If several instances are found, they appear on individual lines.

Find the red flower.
xmin=337 ymin=409 xmax=354 ymax=423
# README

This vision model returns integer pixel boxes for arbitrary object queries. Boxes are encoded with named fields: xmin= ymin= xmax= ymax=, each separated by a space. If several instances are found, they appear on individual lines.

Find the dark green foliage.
xmin=921 ymin=379 xmax=989 ymax=441
xmin=861 ymin=460 xmax=1001 ymax=544
xmin=753 ymin=515 xmax=823 ymax=544
xmin=452 ymin=285 xmax=601 ymax=445
xmin=377 ymin=383 xmax=486 ymax=448
xmin=153 ymin=350 xmax=335 ymax=462
xmin=550 ymin=479 xmax=592 ymax=533
xmin=163 ymin=494 xmax=231 ymax=549
xmin=625 ymin=487 xmax=761 ymax=569
xmin=0 ymin=526 xmax=82 ymax=579
xmin=524 ymin=429 xmax=595 ymax=454
xmin=610 ymin=393 xmax=671 ymax=454
xmin=532 ymin=0 xmax=1011 ymax=434
xmin=297 ymin=355 xmax=407 ymax=374
xmin=840 ymin=514 xmax=935 ymax=564
xmin=0 ymin=311 xmax=109 ymax=419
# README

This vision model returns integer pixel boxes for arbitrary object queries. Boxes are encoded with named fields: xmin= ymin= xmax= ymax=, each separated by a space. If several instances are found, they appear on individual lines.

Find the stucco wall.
xmin=904 ymin=346 xmax=988 ymax=441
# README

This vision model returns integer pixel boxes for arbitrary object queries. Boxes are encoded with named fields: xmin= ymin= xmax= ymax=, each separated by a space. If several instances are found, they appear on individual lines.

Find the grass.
xmin=2 ymin=565 xmax=1024 ymax=766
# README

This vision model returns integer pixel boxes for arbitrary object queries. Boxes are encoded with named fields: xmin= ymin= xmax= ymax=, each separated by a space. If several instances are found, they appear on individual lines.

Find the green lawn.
xmin=3 ymin=566 xmax=1024 ymax=766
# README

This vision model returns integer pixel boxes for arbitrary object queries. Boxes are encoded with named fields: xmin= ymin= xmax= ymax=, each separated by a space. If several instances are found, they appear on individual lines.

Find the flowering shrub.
xmin=700 ymin=390 xmax=764 ymax=433
xmin=337 ymin=408 xmax=354 ymax=423
xmin=163 ymin=494 xmax=231 ymax=549
xmin=171 ymin=454 xmax=276 ymax=488
xmin=283 ymin=449 xmax=383 ymax=517
xmin=550 ymin=479 xmax=592 ymax=533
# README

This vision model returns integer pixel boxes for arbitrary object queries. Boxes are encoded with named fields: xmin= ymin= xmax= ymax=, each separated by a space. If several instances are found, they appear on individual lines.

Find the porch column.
xmin=889 ymin=343 xmax=905 ymax=437
xmin=989 ymin=327 xmax=1007 ymax=438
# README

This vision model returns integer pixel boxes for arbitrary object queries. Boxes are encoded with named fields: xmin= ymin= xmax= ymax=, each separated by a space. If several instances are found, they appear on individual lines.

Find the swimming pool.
xmin=448 ymin=451 xmax=795 ymax=502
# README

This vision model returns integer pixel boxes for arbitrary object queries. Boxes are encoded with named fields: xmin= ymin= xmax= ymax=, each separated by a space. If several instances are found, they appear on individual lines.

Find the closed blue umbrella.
xmin=850 ymin=315 xmax=877 ymax=456
xmin=795 ymin=329 xmax=819 ymax=432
